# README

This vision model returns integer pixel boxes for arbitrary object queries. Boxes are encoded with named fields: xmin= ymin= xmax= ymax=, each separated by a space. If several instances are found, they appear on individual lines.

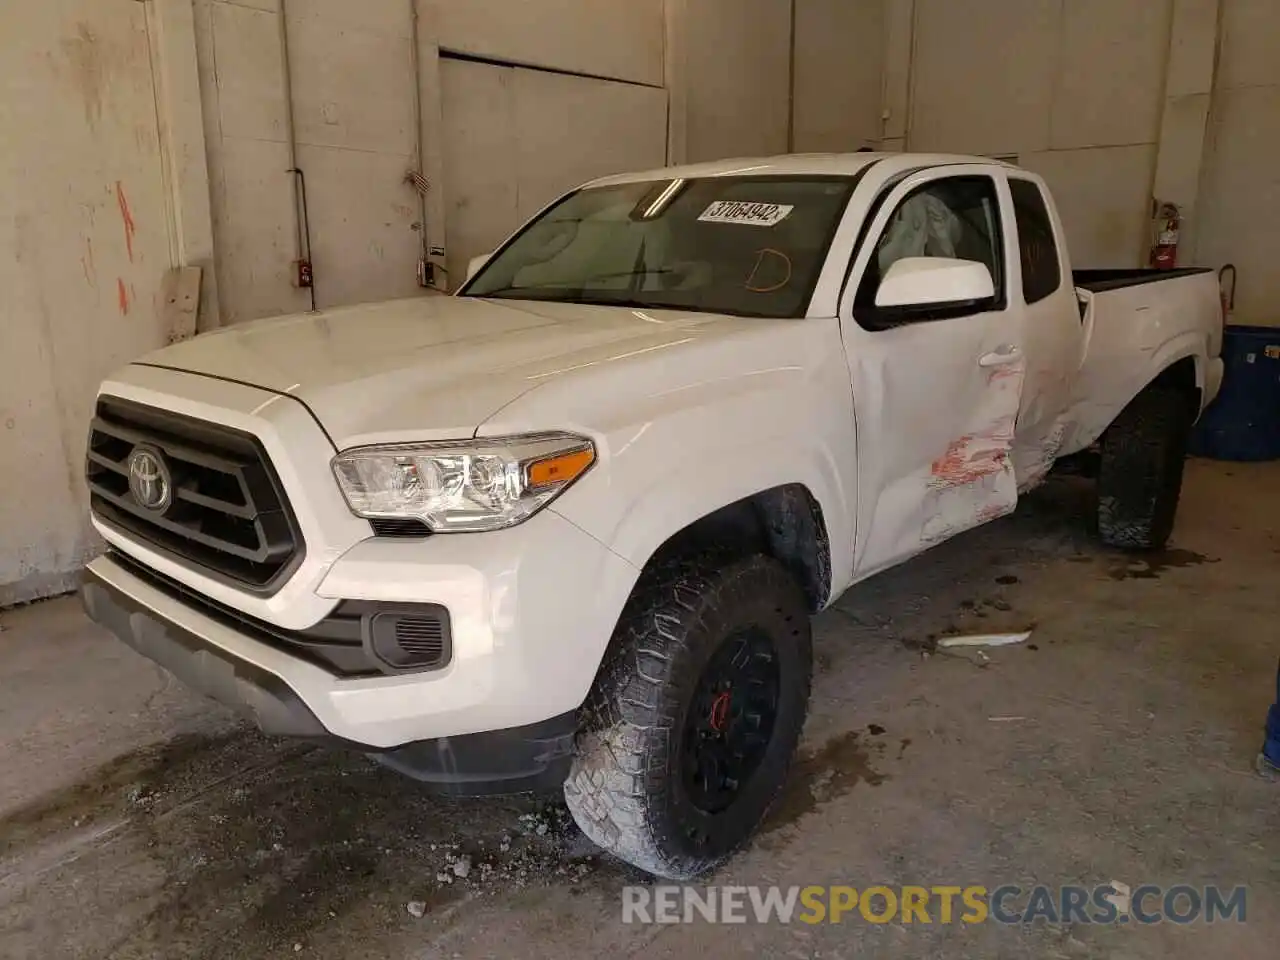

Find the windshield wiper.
xmin=471 ymin=284 xmax=577 ymax=298
xmin=548 ymin=295 xmax=677 ymax=311
xmin=577 ymin=267 xmax=678 ymax=284
xmin=474 ymin=268 xmax=677 ymax=300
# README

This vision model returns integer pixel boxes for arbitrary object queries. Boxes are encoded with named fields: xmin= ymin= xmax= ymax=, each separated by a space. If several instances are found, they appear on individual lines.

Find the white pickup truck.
xmin=80 ymin=153 xmax=1223 ymax=879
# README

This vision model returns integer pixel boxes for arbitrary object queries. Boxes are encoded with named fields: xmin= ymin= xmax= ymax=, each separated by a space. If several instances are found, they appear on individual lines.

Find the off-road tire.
xmin=564 ymin=553 xmax=812 ymax=880
xmin=1097 ymin=388 xmax=1194 ymax=550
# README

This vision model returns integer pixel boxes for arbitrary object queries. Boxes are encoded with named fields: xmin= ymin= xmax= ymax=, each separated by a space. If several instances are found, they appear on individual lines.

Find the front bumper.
xmin=82 ymin=560 xmax=581 ymax=795
xmin=83 ymin=506 xmax=640 ymax=750
xmin=82 ymin=564 xmax=332 ymax=740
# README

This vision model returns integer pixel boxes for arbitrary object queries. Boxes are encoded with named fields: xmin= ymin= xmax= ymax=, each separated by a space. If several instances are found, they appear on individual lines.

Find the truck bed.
xmin=1059 ymin=264 xmax=1224 ymax=458
xmin=1072 ymin=267 xmax=1213 ymax=294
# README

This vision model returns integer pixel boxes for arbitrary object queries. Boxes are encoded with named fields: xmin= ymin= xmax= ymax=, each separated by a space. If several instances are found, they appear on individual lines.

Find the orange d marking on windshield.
xmin=745 ymin=248 xmax=793 ymax=292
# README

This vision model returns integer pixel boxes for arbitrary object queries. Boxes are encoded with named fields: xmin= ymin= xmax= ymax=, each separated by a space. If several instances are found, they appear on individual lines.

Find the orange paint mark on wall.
xmin=116 ymin=181 xmax=136 ymax=261
xmin=117 ymin=277 xmax=130 ymax=315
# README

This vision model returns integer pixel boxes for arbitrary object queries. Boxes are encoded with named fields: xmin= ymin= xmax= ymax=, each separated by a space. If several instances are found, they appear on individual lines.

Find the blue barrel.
xmin=1190 ymin=324 xmax=1280 ymax=461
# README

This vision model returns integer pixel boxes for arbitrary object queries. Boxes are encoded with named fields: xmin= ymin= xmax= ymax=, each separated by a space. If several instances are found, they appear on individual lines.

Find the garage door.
xmin=0 ymin=0 xmax=175 ymax=602
xmin=439 ymin=57 xmax=668 ymax=289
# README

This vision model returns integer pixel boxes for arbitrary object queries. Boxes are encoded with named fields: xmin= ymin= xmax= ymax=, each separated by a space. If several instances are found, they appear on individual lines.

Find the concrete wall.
xmin=905 ymin=0 xmax=1174 ymax=268
xmin=793 ymin=0 xmax=886 ymax=152
xmin=0 ymin=0 xmax=204 ymax=604
xmin=0 ymin=0 xmax=193 ymax=606
xmin=676 ymin=0 xmax=794 ymax=162
xmin=438 ymin=57 xmax=668 ymax=285
xmin=433 ymin=0 xmax=664 ymax=85
xmin=196 ymin=0 xmax=885 ymax=314
xmin=194 ymin=0 xmax=423 ymax=324
xmin=1195 ymin=0 xmax=1280 ymax=325
xmin=894 ymin=0 xmax=1279 ymax=323
xmin=196 ymin=0 xmax=798 ymax=309
xmin=429 ymin=0 xmax=668 ymax=287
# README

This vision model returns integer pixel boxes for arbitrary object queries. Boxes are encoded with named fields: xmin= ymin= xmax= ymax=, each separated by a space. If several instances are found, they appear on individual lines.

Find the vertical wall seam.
xmin=1145 ymin=0 xmax=1181 ymax=264
xmin=1046 ymin=0 xmax=1068 ymax=152
xmin=1189 ymin=0 xmax=1228 ymax=263
xmin=903 ymin=0 xmax=919 ymax=149
xmin=786 ymin=0 xmax=796 ymax=152
xmin=143 ymin=3 xmax=181 ymax=271
xmin=205 ymin=0 xmax=230 ymax=324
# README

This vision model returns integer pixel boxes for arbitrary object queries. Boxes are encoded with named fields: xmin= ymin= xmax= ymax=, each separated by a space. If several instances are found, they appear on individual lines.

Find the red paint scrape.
xmin=117 ymin=277 xmax=129 ymax=315
xmin=115 ymin=181 xmax=136 ymax=262
xmin=987 ymin=364 xmax=1022 ymax=384
xmin=974 ymin=501 xmax=1010 ymax=524
xmin=931 ymin=434 xmax=1008 ymax=486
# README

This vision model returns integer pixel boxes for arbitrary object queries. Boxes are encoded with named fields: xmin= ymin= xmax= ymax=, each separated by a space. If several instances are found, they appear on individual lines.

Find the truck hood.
xmin=138 ymin=295 xmax=756 ymax=448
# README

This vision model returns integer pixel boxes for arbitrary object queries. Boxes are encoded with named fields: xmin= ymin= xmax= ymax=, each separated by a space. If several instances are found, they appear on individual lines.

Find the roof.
xmin=585 ymin=152 xmax=1014 ymax=187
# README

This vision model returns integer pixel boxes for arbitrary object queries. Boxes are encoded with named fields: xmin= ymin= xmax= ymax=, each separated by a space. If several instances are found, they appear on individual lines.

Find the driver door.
xmin=840 ymin=166 xmax=1025 ymax=575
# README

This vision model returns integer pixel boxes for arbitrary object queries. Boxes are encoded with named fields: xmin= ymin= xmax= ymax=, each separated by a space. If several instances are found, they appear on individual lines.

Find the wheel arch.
xmin=1069 ymin=347 xmax=1206 ymax=453
xmin=572 ymin=480 xmax=835 ymax=730
xmin=636 ymin=483 xmax=833 ymax=613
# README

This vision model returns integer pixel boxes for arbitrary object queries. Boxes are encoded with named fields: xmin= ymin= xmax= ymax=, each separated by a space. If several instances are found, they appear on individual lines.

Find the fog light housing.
xmin=368 ymin=608 xmax=452 ymax=671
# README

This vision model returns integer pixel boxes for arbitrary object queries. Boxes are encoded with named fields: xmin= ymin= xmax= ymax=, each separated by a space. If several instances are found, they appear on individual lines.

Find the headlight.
xmin=332 ymin=434 xmax=595 ymax=533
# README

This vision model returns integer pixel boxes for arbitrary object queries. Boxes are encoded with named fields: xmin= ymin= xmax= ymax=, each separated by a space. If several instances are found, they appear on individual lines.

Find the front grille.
xmin=87 ymin=397 xmax=303 ymax=593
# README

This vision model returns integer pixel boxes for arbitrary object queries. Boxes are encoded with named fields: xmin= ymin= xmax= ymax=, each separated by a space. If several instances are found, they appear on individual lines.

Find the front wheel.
xmin=1096 ymin=388 xmax=1194 ymax=550
xmin=564 ymin=553 xmax=812 ymax=880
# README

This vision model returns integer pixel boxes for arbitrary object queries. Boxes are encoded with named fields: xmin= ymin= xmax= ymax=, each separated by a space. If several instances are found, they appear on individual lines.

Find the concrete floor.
xmin=1 ymin=459 xmax=1278 ymax=959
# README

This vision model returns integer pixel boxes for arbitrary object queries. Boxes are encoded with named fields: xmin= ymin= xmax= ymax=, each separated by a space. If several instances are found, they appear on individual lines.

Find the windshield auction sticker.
xmin=697 ymin=201 xmax=794 ymax=226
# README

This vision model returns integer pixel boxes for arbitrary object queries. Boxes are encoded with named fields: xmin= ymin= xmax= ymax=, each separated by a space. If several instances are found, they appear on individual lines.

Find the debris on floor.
xmin=937 ymin=630 xmax=1032 ymax=649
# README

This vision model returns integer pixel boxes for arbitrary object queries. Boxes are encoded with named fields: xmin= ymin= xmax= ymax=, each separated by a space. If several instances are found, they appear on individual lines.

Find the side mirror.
xmin=466 ymin=252 xmax=492 ymax=283
xmin=875 ymin=257 xmax=995 ymax=308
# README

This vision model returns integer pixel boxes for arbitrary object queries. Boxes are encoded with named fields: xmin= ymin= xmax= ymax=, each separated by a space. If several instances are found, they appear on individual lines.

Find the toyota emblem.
xmin=127 ymin=445 xmax=173 ymax=513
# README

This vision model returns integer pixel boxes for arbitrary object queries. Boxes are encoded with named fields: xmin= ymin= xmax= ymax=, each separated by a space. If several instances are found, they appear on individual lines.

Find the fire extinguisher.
xmin=1149 ymin=201 xmax=1181 ymax=270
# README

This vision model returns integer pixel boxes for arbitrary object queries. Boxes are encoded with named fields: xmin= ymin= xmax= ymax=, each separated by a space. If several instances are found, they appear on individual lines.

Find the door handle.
xmin=979 ymin=345 xmax=1021 ymax=367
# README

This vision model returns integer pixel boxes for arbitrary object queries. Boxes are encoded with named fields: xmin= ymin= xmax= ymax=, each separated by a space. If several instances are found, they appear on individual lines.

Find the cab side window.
xmin=1009 ymin=179 xmax=1061 ymax=304
xmin=855 ymin=175 xmax=1004 ymax=315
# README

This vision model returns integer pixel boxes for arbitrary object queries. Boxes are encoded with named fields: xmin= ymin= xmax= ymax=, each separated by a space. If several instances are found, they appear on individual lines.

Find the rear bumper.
xmin=81 ymin=564 xmax=576 ymax=794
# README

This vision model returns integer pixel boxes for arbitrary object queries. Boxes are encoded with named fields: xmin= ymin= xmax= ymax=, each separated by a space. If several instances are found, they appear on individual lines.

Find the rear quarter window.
xmin=1009 ymin=179 xmax=1061 ymax=305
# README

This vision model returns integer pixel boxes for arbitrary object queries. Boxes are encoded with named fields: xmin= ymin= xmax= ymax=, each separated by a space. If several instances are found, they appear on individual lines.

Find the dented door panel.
xmin=845 ymin=316 xmax=1022 ymax=573
xmin=836 ymin=164 xmax=1026 ymax=575
xmin=920 ymin=354 xmax=1023 ymax=545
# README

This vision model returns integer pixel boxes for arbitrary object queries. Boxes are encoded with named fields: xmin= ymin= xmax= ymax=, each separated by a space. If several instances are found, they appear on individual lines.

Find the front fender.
xmin=556 ymin=432 xmax=853 ymax=586
xmin=482 ymin=316 xmax=859 ymax=599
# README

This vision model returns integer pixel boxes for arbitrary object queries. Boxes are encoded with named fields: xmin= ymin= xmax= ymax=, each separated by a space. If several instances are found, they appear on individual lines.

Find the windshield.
xmin=461 ymin=175 xmax=855 ymax=318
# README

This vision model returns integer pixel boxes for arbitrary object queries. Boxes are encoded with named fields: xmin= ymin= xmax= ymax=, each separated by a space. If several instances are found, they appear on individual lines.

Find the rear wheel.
xmin=564 ymin=553 xmax=811 ymax=879
xmin=1096 ymin=388 xmax=1194 ymax=550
